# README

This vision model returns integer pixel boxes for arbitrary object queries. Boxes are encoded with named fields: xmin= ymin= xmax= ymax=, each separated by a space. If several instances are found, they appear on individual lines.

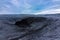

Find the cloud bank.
xmin=0 ymin=0 xmax=60 ymax=14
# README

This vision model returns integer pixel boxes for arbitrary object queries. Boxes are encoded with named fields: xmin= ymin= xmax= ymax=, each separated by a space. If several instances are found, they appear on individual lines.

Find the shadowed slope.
xmin=11 ymin=17 xmax=52 ymax=40
xmin=15 ymin=17 xmax=47 ymax=28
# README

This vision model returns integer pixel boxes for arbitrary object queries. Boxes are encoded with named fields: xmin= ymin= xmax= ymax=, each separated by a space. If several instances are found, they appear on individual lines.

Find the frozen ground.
xmin=0 ymin=14 xmax=60 ymax=40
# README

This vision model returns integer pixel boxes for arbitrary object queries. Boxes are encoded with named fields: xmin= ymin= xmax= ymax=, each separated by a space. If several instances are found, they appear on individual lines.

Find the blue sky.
xmin=0 ymin=0 xmax=60 ymax=14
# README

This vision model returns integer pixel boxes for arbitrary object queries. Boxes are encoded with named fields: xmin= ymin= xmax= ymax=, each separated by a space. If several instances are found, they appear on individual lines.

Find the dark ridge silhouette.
xmin=15 ymin=17 xmax=47 ymax=28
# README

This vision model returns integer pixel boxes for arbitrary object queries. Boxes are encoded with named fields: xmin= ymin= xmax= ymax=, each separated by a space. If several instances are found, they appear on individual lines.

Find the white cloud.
xmin=10 ymin=0 xmax=20 ymax=7
xmin=0 ymin=0 xmax=60 ymax=14
xmin=22 ymin=0 xmax=32 ymax=9
xmin=52 ymin=0 xmax=60 ymax=2
xmin=5 ymin=5 xmax=11 ymax=8
xmin=0 ymin=5 xmax=14 ymax=14
xmin=35 ymin=9 xmax=60 ymax=15
xmin=51 ymin=0 xmax=60 ymax=5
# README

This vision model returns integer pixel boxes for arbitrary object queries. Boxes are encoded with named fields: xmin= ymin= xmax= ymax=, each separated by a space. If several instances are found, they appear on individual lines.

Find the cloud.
xmin=0 ymin=0 xmax=60 ymax=14
xmin=51 ymin=0 xmax=60 ymax=5
xmin=23 ymin=0 xmax=32 ymax=9
xmin=34 ymin=8 xmax=60 ymax=15
xmin=21 ymin=0 xmax=60 ymax=14
xmin=10 ymin=0 xmax=20 ymax=7
xmin=52 ymin=0 xmax=60 ymax=2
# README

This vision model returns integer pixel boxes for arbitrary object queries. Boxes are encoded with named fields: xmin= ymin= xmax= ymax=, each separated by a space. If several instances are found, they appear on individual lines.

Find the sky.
xmin=0 ymin=0 xmax=60 ymax=14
